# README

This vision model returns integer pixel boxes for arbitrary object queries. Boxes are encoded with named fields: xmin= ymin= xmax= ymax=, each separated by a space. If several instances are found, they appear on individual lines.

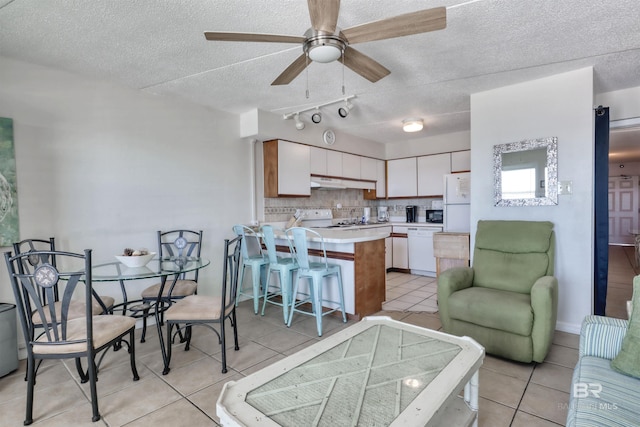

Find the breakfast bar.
xmin=268 ymin=226 xmax=389 ymax=319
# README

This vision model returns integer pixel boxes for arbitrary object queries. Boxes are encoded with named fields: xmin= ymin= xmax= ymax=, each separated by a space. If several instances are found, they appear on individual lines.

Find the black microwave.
xmin=426 ymin=209 xmax=443 ymax=223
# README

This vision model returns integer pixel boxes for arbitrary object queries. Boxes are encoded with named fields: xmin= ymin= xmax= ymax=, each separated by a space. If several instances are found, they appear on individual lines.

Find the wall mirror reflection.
xmin=493 ymin=137 xmax=558 ymax=206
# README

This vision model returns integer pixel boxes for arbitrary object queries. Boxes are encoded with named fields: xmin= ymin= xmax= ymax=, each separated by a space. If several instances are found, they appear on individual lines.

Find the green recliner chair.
xmin=438 ymin=220 xmax=558 ymax=363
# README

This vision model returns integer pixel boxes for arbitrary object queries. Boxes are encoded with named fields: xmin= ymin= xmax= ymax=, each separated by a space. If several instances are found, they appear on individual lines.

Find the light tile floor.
xmin=382 ymin=271 xmax=439 ymax=312
xmin=0 ymin=247 xmax=632 ymax=426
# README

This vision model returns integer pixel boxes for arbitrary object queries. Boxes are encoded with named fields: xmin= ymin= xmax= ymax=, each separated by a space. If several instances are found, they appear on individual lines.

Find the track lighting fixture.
xmin=338 ymin=100 xmax=353 ymax=118
xmin=282 ymin=95 xmax=357 ymax=128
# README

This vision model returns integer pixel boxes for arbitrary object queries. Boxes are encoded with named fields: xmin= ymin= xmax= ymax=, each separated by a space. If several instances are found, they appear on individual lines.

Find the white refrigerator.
xmin=443 ymin=172 xmax=471 ymax=232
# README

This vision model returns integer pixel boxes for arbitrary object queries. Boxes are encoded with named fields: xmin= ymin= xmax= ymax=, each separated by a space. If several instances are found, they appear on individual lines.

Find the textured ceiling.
xmin=1 ymin=0 xmax=639 ymax=156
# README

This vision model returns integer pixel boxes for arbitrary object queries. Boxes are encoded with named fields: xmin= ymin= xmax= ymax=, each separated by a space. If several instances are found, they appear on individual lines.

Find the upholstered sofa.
xmin=438 ymin=220 xmax=557 ymax=363
xmin=566 ymin=315 xmax=640 ymax=426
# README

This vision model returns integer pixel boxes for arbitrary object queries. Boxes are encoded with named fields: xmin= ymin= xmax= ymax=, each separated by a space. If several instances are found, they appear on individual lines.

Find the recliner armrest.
xmin=530 ymin=276 xmax=558 ymax=362
xmin=579 ymin=315 xmax=628 ymax=360
xmin=437 ymin=267 xmax=474 ymax=331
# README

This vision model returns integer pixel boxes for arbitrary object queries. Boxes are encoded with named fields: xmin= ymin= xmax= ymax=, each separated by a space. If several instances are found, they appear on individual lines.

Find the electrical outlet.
xmin=558 ymin=180 xmax=573 ymax=195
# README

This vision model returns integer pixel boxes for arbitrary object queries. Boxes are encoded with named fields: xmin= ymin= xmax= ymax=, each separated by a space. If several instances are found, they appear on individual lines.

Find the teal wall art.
xmin=0 ymin=117 xmax=19 ymax=246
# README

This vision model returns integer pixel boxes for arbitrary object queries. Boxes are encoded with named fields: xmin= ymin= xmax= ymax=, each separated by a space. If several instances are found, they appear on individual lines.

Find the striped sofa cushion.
xmin=567 ymin=355 xmax=640 ymax=426
xmin=579 ymin=315 xmax=628 ymax=359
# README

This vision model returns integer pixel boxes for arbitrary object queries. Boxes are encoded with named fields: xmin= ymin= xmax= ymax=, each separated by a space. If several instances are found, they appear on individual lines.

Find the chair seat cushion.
xmin=32 ymin=296 xmax=115 ymax=324
xmin=33 ymin=315 xmax=136 ymax=355
xmin=165 ymin=295 xmax=230 ymax=322
xmin=449 ymin=287 xmax=533 ymax=336
xmin=141 ymin=280 xmax=197 ymax=298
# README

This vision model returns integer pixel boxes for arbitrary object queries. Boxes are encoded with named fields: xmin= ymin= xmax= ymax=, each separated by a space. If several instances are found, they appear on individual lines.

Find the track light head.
xmin=294 ymin=113 xmax=305 ymax=130
xmin=311 ymin=111 xmax=322 ymax=124
xmin=338 ymin=100 xmax=353 ymax=118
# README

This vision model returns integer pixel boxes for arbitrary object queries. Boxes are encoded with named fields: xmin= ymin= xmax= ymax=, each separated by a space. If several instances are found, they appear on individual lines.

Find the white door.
xmin=609 ymin=176 xmax=639 ymax=245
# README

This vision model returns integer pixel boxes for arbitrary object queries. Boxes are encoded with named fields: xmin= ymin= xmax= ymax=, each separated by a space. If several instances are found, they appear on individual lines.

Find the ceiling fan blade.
xmin=204 ymin=32 xmax=305 ymax=44
xmin=342 ymin=7 xmax=446 ymax=44
xmin=271 ymin=54 xmax=309 ymax=85
xmin=307 ymin=0 xmax=340 ymax=33
xmin=339 ymin=47 xmax=390 ymax=83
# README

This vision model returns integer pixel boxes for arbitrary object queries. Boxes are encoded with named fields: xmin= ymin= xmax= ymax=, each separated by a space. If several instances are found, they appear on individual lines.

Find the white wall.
xmin=385 ymin=131 xmax=470 ymax=160
xmin=596 ymin=86 xmax=640 ymax=121
xmin=0 ymin=57 xmax=251 ymax=320
xmin=470 ymin=67 xmax=595 ymax=333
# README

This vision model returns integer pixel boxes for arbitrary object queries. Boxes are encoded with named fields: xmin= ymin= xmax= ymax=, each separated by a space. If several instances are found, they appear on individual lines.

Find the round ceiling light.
xmin=304 ymin=32 xmax=346 ymax=63
xmin=402 ymin=118 xmax=424 ymax=133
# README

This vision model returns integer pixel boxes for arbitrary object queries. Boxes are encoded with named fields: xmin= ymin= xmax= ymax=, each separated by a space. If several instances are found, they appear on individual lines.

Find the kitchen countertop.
xmin=261 ymin=221 xmax=442 ymax=244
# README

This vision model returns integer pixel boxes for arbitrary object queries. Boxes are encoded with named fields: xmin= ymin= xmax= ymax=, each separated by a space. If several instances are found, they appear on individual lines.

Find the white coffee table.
xmin=217 ymin=316 xmax=484 ymax=426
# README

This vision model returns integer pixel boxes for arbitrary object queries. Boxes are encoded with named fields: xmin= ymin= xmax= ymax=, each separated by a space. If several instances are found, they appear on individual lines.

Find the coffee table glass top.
xmin=218 ymin=316 xmax=484 ymax=427
xmin=247 ymin=324 xmax=461 ymax=426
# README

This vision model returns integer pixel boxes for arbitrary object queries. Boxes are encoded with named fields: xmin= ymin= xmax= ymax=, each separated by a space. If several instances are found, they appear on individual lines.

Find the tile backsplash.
xmin=264 ymin=189 xmax=442 ymax=222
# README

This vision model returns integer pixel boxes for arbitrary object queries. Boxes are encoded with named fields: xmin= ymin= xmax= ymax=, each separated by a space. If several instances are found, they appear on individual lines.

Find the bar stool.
xmin=285 ymin=227 xmax=347 ymax=336
xmin=260 ymin=225 xmax=298 ymax=323
xmin=233 ymin=225 xmax=268 ymax=314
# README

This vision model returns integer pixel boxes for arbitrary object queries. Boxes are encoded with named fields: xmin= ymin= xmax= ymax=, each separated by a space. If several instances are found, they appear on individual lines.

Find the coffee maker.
xmin=406 ymin=205 xmax=417 ymax=223
xmin=378 ymin=206 xmax=389 ymax=222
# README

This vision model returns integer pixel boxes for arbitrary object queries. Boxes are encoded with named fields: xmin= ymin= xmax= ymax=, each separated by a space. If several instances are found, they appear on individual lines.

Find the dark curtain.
xmin=594 ymin=106 xmax=609 ymax=315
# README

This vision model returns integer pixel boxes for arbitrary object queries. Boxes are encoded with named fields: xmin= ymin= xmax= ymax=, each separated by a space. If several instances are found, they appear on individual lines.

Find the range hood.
xmin=310 ymin=176 xmax=375 ymax=190
xmin=310 ymin=177 xmax=347 ymax=189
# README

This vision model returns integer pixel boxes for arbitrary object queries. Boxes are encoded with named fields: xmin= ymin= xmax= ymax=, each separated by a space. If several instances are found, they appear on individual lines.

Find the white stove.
xmin=298 ymin=209 xmax=334 ymax=228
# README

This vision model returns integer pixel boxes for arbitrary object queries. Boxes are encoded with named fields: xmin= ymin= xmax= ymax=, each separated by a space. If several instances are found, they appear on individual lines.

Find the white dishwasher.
xmin=407 ymin=227 xmax=436 ymax=274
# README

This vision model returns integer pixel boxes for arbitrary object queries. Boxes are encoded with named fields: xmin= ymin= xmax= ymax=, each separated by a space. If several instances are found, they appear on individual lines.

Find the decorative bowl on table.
xmin=115 ymin=251 xmax=156 ymax=268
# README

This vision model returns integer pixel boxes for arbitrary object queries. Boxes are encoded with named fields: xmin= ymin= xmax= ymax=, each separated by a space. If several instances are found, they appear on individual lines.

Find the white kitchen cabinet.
xmin=451 ymin=150 xmax=471 ymax=172
xmin=326 ymin=150 xmax=342 ymax=177
xmin=263 ymin=139 xmax=310 ymax=197
xmin=385 ymin=237 xmax=392 ymax=270
xmin=392 ymin=237 xmax=408 ymax=269
xmin=360 ymin=157 xmax=377 ymax=181
xmin=417 ymin=153 xmax=451 ymax=197
xmin=387 ymin=158 xmax=417 ymax=198
xmin=310 ymin=146 xmax=327 ymax=175
xmin=376 ymin=159 xmax=386 ymax=198
xmin=392 ymin=226 xmax=409 ymax=269
xmin=342 ymin=153 xmax=361 ymax=179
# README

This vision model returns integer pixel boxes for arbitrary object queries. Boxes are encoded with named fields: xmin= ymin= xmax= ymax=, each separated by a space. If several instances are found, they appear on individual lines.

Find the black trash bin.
xmin=0 ymin=303 xmax=18 ymax=377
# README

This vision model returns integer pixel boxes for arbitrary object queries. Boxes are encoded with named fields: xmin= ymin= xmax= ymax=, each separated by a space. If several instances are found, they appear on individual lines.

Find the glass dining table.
xmin=91 ymin=256 xmax=210 ymax=349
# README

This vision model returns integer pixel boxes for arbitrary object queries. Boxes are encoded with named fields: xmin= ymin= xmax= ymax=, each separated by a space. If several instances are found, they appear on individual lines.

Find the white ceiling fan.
xmin=204 ymin=0 xmax=446 ymax=85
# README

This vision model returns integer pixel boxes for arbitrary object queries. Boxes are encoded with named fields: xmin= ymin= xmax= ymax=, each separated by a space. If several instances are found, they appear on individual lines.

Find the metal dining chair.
xmin=285 ymin=227 xmax=347 ymax=336
xmin=5 ymin=248 xmax=139 ymax=424
xmin=233 ymin=224 xmax=268 ymax=314
xmin=161 ymin=234 xmax=242 ymax=374
xmin=260 ymin=225 xmax=298 ymax=323
xmin=131 ymin=229 xmax=203 ymax=342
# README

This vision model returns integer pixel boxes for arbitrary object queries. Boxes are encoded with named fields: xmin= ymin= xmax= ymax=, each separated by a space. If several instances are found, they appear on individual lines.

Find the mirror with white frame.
xmin=493 ymin=137 xmax=558 ymax=206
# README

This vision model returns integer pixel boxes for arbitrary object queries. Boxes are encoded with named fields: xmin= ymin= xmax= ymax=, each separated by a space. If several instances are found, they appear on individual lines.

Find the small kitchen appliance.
xmin=406 ymin=205 xmax=417 ymax=223
xmin=378 ymin=206 xmax=389 ymax=222
xmin=425 ymin=209 xmax=443 ymax=224
xmin=363 ymin=207 xmax=371 ymax=223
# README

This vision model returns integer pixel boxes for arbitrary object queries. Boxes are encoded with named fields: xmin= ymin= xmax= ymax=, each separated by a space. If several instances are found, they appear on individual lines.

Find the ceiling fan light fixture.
xmin=304 ymin=33 xmax=346 ymax=63
xmin=294 ymin=113 xmax=305 ymax=130
xmin=402 ymin=118 xmax=424 ymax=133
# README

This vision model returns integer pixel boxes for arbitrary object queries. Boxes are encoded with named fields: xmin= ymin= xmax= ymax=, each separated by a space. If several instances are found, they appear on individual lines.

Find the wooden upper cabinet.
xmin=417 ymin=153 xmax=451 ymax=197
xmin=263 ymin=140 xmax=311 ymax=197
xmin=387 ymin=158 xmax=417 ymax=198
xmin=451 ymin=150 xmax=471 ymax=172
